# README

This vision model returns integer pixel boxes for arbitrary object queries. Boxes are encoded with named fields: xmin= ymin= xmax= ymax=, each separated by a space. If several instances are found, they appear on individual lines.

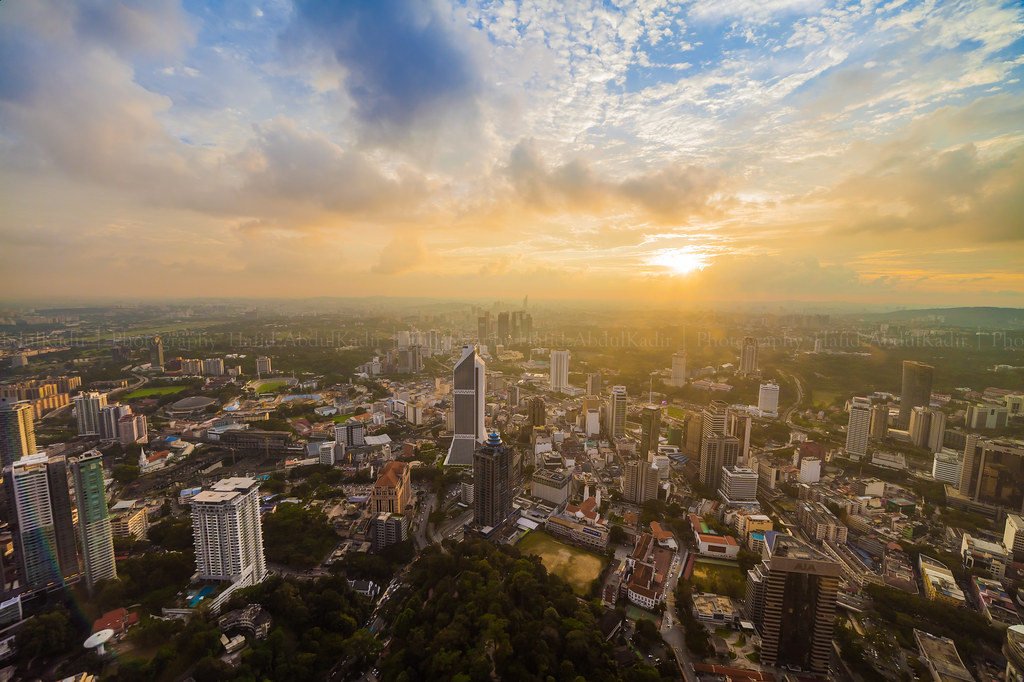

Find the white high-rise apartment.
xmin=191 ymin=477 xmax=267 ymax=587
xmin=931 ymin=450 xmax=962 ymax=486
xmin=550 ymin=349 xmax=570 ymax=393
xmin=719 ymin=465 xmax=758 ymax=504
xmin=608 ymin=385 xmax=627 ymax=438
xmin=758 ymin=382 xmax=780 ymax=417
xmin=445 ymin=345 xmax=486 ymax=466
xmin=669 ymin=350 xmax=687 ymax=386
xmin=74 ymin=392 xmax=108 ymax=436
xmin=846 ymin=397 xmax=872 ymax=458
xmin=740 ymin=337 xmax=759 ymax=375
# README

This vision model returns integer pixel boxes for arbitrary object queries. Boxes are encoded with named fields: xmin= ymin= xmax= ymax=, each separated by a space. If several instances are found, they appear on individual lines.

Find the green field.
xmin=122 ymin=385 xmax=189 ymax=400
xmin=690 ymin=558 xmax=745 ymax=598
xmin=332 ymin=414 xmax=353 ymax=423
xmin=517 ymin=531 xmax=607 ymax=595
xmin=256 ymin=381 xmax=288 ymax=393
xmin=665 ymin=405 xmax=688 ymax=420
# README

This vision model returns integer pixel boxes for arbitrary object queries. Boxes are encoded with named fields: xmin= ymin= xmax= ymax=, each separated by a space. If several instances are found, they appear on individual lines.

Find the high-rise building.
xmin=255 ymin=356 xmax=272 ymax=376
xmin=899 ymin=360 xmax=934 ymax=428
xmin=745 ymin=532 xmax=841 ymax=675
xmin=669 ymin=350 xmax=687 ymax=386
xmin=608 ymin=386 xmax=627 ymax=438
xmin=758 ymin=382 xmax=780 ymax=418
xmin=335 ymin=420 xmax=365 ymax=447
xmin=549 ymin=349 xmax=570 ymax=393
xmin=623 ymin=459 xmax=659 ymax=504
xmin=846 ymin=397 xmax=872 ymax=458
xmin=371 ymin=512 xmax=409 ymax=552
xmin=869 ymin=404 xmax=889 ymax=440
xmin=640 ymin=405 xmax=661 ymax=458
xmin=496 ymin=312 xmax=510 ymax=344
xmin=477 ymin=312 xmax=490 ymax=343
xmin=699 ymin=434 xmax=740 ymax=493
xmin=740 ymin=337 xmax=759 ymax=375
xmin=69 ymin=451 xmax=116 ymax=593
xmin=371 ymin=461 xmax=411 ymax=514
xmin=74 ymin=392 xmax=108 ymax=436
xmin=117 ymin=413 xmax=147 ymax=445
xmin=526 ymin=396 xmax=546 ymax=427
xmin=909 ymin=406 xmax=932 ymax=449
xmin=958 ymin=437 xmax=1024 ymax=514
xmin=203 ymin=358 xmax=225 ymax=376
xmin=927 ymin=409 xmax=947 ymax=453
xmin=4 ymin=453 xmax=80 ymax=590
xmin=149 ymin=336 xmax=164 ymax=369
xmin=719 ymin=466 xmax=758 ymax=504
xmin=0 ymin=401 xmax=36 ymax=469
xmin=1003 ymin=514 xmax=1024 ymax=561
xmin=702 ymin=400 xmax=729 ymax=439
xmin=191 ymin=477 xmax=267 ymax=587
xmin=931 ymin=450 xmax=962 ymax=486
xmin=586 ymin=372 xmax=601 ymax=396
xmin=473 ymin=433 xmax=513 ymax=528
xmin=446 ymin=345 xmax=486 ymax=467
xmin=99 ymin=403 xmax=131 ymax=441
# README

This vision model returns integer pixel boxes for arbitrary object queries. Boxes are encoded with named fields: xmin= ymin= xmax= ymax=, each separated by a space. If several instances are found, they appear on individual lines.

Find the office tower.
xmin=527 ymin=396 xmax=546 ymax=427
xmin=899 ymin=360 xmax=934 ymax=428
xmin=98 ymin=403 xmax=131 ymax=441
xmin=445 ymin=345 xmax=486 ymax=467
xmin=719 ymin=466 xmax=758 ymax=504
xmin=70 ymin=451 xmax=116 ymax=593
xmin=731 ymin=413 xmax=752 ymax=462
xmin=549 ymin=349 xmax=570 ymax=393
xmin=623 ymin=459 xmax=659 ymax=504
xmin=149 ymin=336 xmax=164 ymax=368
xmin=473 ymin=433 xmax=512 ymax=528
xmin=496 ymin=312 xmax=510 ymax=344
xmin=335 ymin=420 xmax=365 ymax=447
xmin=702 ymin=400 xmax=729 ymax=439
xmin=931 ymin=450 xmax=962 ymax=486
xmin=669 ymin=350 xmax=687 ymax=386
xmin=1003 ymin=514 xmax=1024 ymax=561
xmin=640 ymin=405 xmax=661 ymax=458
xmin=846 ymin=397 xmax=871 ymax=458
xmin=4 ymin=453 xmax=80 ymax=590
xmin=958 ymin=437 xmax=1024 ymax=514
xmin=508 ymin=384 xmax=520 ymax=408
xmin=699 ymin=434 xmax=741 ymax=493
xmin=74 ymin=392 xmax=108 ymax=436
xmin=608 ymin=385 xmax=627 ymax=438
xmin=740 ymin=337 xmax=758 ymax=374
xmin=745 ymin=532 xmax=840 ymax=675
xmin=586 ymin=372 xmax=601 ymax=396
xmin=927 ymin=409 xmax=947 ymax=452
xmin=371 ymin=462 xmax=411 ymax=514
xmin=372 ymin=512 xmax=409 ymax=552
xmin=477 ymin=312 xmax=490 ymax=343
xmin=909 ymin=406 xmax=932 ymax=449
xmin=203 ymin=358 xmax=225 ymax=376
xmin=758 ymin=382 xmax=780 ymax=417
xmin=0 ymin=401 xmax=36 ymax=469
xmin=255 ymin=356 xmax=272 ymax=376
xmin=870 ymin=404 xmax=889 ymax=439
xmin=191 ymin=477 xmax=267 ymax=586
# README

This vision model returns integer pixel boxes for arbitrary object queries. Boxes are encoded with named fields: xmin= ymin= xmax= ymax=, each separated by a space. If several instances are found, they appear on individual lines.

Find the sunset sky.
xmin=1 ymin=0 xmax=1022 ymax=305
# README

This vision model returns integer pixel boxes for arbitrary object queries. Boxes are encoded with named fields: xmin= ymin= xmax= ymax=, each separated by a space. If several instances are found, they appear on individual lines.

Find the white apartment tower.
xmin=550 ymin=349 xmax=570 ymax=393
xmin=846 ymin=397 xmax=872 ymax=458
xmin=758 ymin=382 xmax=780 ymax=418
xmin=74 ymin=392 xmax=108 ymax=436
xmin=445 ymin=345 xmax=486 ymax=466
xmin=191 ymin=477 xmax=267 ymax=587
xmin=670 ymin=350 xmax=687 ymax=386
xmin=608 ymin=385 xmax=628 ymax=438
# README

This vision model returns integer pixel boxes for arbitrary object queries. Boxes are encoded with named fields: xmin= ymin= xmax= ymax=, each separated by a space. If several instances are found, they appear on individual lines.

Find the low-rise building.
xmin=961 ymin=533 xmax=1009 ymax=580
xmin=918 ymin=554 xmax=966 ymax=607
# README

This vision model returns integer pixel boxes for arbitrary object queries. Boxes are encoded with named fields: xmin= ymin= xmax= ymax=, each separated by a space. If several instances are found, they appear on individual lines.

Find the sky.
xmin=1 ymin=0 xmax=1022 ymax=306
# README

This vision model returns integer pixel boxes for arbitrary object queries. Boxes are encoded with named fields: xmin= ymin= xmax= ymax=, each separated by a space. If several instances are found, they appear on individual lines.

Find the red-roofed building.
xmin=92 ymin=608 xmax=139 ymax=636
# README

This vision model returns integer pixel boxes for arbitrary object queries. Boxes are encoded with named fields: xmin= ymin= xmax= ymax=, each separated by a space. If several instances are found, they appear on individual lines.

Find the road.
xmin=779 ymin=370 xmax=804 ymax=425
xmin=659 ymin=550 xmax=698 ymax=682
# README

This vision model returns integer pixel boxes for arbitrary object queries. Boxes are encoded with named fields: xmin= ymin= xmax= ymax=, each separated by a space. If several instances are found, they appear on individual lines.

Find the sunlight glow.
xmin=649 ymin=248 xmax=710 ymax=275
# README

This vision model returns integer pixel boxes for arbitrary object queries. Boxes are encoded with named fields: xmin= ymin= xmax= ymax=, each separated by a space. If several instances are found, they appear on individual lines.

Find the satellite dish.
xmin=84 ymin=629 xmax=115 ymax=655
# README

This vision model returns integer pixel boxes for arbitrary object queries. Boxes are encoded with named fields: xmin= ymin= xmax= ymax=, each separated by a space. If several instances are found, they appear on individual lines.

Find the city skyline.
xmin=1 ymin=1 xmax=1022 ymax=305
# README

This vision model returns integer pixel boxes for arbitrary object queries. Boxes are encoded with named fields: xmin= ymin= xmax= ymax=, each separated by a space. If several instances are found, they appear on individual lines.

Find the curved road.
xmin=778 ymin=370 xmax=804 ymax=425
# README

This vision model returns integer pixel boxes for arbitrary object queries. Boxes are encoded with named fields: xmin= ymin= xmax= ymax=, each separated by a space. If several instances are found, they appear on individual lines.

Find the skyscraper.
xmin=757 ymin=382 xmax=780 ymax=417
xmin=445 ymin=345 xmax=486 ymax=466
xmin=527 ymin=396 xmax=546 ymax=427
xmin=0 ymin=401 xmax=36 ymax=469
xmin=70 ymin=451 xmax=116 ymax=593
xmin=869 ymin=404 xmax=889 ymax=439
xmin=740 ymin=337 xmax=759 ymax=375
xmin=99 ymin=403 xmax=131 ymax=441
xmin=586 ymin=372 xmax=601 ymax=396
xmin=669 ymin=350 xmax=687 ymax=386
xmin=623 ymin=459 xmax=659 ymax=504
xmin=608 ymin=385 xmax=627 ymax=438
xmin=496 ymin=312 xmax=510 ymax=344
xmin=899 ymin=360 xmax=934 ymax=428
xmin=958 ymin=436 xmax=1024 ymax=514
xmin=4 ymin=453 xmax=80 ymax=590
xmin=473 ymin=433 xmax=512 ymax=528
xmin=477 ymin=312 xmax=490 ymax=343
xmin=745 ymin=532 xmax=841 ymax=675
xmin=846 ymin=397 xmax=872 ymax=458
xmin=74 ymin=392 xmax=107 ymax=437
xmin=719 ymin=465 xmax=758 ymax=504
xmin=699 ymin=434 xmax=740 ymax=493
xmin=640 ymin=405 xmax=661 ymax=458
xmin=149 ymin=335 xmax=164 ymax=369
xmin=549 ymin=349 xmax=570 ymax=393
xmin=191 ymin=477 xmax=267 ymax=587
xmin=702 ymin=400 xmax=729 ymax=439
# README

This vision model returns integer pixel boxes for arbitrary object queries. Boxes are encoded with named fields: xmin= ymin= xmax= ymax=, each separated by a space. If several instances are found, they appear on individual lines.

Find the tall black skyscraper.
xmin=473 ymin=433 xmax=512 ymax=529
xmin=898 ymin=360 xmax=933 ymax=428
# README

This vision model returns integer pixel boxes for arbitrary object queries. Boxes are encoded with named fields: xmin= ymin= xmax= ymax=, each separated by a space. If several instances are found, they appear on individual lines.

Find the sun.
xmin=649 ymin=248 xmax=709 ymax=275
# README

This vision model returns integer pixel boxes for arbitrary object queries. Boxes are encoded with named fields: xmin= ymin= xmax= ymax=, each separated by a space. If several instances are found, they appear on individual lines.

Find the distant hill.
xmin=860 ymin=307 xmax=1024 ymax=328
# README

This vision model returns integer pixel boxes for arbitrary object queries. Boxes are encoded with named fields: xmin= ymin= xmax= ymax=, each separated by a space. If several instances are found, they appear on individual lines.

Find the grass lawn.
xmin=332 ymin=414 xmax=354 ymax=423
xmin=690 ymin=559 xmax=745 ymax=597
xmin=517 ymin=531 xmax=607 ymax=596
xmin=122 ymin=385 xmax=189 ymax=400
xmin=665 ymin=406 xmax=688 ymax=420
xmin=256 ymin=381 xmax=288 ymax=393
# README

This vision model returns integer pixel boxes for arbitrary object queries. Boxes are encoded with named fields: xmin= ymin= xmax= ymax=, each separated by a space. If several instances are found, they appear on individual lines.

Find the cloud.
xmin=371 ymin=233 xmax=428 ymax=274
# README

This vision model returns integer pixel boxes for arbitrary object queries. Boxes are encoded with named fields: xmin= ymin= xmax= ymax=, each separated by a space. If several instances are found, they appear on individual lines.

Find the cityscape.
xmin=1 ymin=1 xmax=1023 ymax=682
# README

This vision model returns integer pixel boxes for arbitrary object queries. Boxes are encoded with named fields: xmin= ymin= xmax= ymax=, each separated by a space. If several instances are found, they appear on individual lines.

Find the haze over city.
xmin=1 ymin=0 xmax=1022 ymax=305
